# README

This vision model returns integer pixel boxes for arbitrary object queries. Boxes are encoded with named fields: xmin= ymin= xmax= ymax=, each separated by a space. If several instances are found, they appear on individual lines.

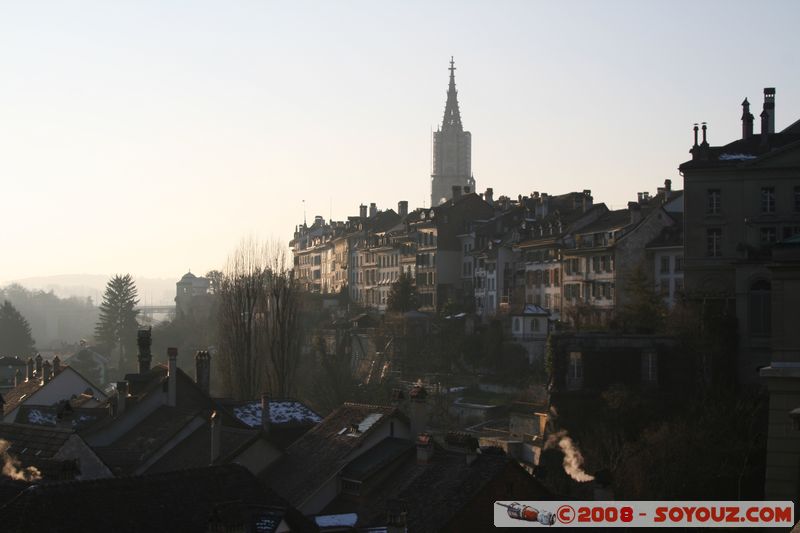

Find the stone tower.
xmin=430 ymin=57 xmax=475 ymax=207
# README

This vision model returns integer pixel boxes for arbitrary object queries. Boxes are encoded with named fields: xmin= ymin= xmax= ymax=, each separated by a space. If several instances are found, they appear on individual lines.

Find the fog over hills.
xmin=2 ymin=274 xmax=177 ymax=306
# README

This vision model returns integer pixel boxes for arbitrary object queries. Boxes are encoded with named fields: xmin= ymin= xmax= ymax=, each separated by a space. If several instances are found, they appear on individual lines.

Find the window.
xmin=530 ymin=318 xmax=539 ymax=332
xmin=553 ymin=268 xmax=560 ymax=286
xmin=513 ymin=318 xmax=521 ymax=333
xmin=544 ymin=293 xmax=551 ymax=309
xmin=760 ymin=227 xmax=777 ymax=244
xmin=675 ymin=256 xmax=683 ymax=272
xmin=592 ymin=256 xmax=601 ymax=273
xmin=568 ymin=352 xmax=583 ymax=382
xmin=749 ymin=280 xmax=771 ymax=337
xmin=707 ymin=228 xmax=722 ymax=257
xmin=660 ymin=256 xmax=670 ymax=274
xmin=602 ymin=283 xmax=611 ymax=299
xmin=641 ymin=351 xmax=658 ymax=384
xmin=707 ymin=189 xmax=721 ymax=214
xmin=761 ymin=187 xmax=775 ymax=213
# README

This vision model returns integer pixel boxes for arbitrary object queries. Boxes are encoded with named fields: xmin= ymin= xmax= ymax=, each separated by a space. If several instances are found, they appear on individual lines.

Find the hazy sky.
xmin=1 ymin=0 xmax=798 ymax=281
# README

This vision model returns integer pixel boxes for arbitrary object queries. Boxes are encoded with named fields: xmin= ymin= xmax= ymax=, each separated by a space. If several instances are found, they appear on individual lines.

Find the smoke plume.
xmin=545 ymin=430 xmax=594 ymax=483
xmin=0 ymin=439 xmax=42 ymax=482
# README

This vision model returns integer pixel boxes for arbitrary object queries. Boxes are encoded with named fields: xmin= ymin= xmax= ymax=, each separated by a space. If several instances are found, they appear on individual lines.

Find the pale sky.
xmin=1 ymin=0 xmax=798 ymax=281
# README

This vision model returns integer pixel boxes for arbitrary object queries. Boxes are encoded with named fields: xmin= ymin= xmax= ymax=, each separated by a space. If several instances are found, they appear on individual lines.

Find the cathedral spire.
xmin=442 ymin=56 xmax=463 ymax=132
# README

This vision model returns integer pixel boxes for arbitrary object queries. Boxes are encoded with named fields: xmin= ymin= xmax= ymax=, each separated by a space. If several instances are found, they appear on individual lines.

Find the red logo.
xmin=557 ymin=505 xmax=576 ymax=524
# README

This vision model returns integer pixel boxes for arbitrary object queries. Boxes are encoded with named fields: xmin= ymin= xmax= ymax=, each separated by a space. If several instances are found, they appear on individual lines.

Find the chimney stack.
xmin=52 ymin=356 xmax=61 ymax=376
xmin=359 ymin=204 xmax=367 ymax=218
xmin=484 ymin=188 xmax=494 ymax=206
xmin=628 ymin=201 xmax=643 ymax=224
xmin=26 ymin=358 xmax=33 ymax=381
xmin=463 ymin=186 xmax=471 ymax=194
xmin=452 ymin=186 xmax=462 ymax=200
xmin=416 ymin=433 xmax=434 ymax=464
xmin=137 ymin=328 xmax=153 ymax=374
xmin=116 ymin=381 xmax=128 ymax=416
xmin=692 ymin=123 xmax=699 ymax=147
xmin=762 ymin=87 xmax=775 ymax=135
xmin=369 ymin=203 xmax=377 ymax=217
xmin=701 ymin=122 xmax=708 ymax=146
xmin=42 ymin=360 xmax=52 ymax=384
xmin=167 ymin=347 xmax=178 ymax=407
xmin=261 ymin=393 xmax=271 ymax=436
xmin=35 ymin=354 xmax=43 ymax=377
xmin=398 ymin=201 xmax=408 ymax=218
xmin=742 ymin=98 xmax=754 ymax=139
xmin=210 ymin=411 xmax=222 ymax=464
xmin=195 ymin=350 xmax=210 ymax=396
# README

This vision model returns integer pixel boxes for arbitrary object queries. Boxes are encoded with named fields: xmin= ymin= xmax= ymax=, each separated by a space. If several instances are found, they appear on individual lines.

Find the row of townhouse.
xmin=291 ymin=182 xmax=684 ymax=323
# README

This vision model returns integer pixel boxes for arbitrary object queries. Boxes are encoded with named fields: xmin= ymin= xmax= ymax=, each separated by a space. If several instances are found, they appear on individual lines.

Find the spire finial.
xmin=441 ymin=57 xmax=463 ymax=131
xmin=449 ymin=56 xmax=455 ymax=76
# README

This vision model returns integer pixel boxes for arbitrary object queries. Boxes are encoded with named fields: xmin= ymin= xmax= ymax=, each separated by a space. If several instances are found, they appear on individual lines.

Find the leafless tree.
xmin=217 ymin=239 xmax=303 ymax=399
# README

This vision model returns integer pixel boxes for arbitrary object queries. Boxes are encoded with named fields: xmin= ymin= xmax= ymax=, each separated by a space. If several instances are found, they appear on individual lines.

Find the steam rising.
xmin=0 ymin=439 xmax=42 ymax=482
xmin=545 ymin=430 xmax=594 ymax=483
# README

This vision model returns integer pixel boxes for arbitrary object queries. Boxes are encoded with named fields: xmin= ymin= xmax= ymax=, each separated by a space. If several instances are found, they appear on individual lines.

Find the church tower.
xmin=431 ymin=57 xmax=475 ymax=206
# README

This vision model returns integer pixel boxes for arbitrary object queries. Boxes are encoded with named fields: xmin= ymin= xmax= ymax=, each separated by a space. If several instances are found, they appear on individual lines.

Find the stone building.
xmin=431 ymin=58 xmax=475 ymax=207
xmin=679 ymin=87 xmax=800 ymax=383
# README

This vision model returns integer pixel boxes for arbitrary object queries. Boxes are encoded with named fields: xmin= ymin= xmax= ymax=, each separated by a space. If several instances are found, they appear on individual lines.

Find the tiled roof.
xmin=575 ymin=209 xmax=632 ymax=235
xmin=0 ymin=422 xmax=72 ymax=458
xmin=324 ymin=444 xmax=551 ymax=532
xmin=0 ymin=464 xmax=319 ymax=533
xmin=1 ymin=380 xmax=43 ymax=417
xmin=679 ymin=131 xmax=800 ymax=171
xmin=265 ymin=403 xmax=404 ymax=507
xmin=646 ymin=213 xmax=683 ymax=249
xmin=15 ymin=405 xmax=109 ymax=431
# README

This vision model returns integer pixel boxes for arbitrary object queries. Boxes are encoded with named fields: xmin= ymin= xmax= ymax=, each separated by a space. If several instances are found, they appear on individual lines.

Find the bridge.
xmin=136 ymin=305 xmax=176 ymax=324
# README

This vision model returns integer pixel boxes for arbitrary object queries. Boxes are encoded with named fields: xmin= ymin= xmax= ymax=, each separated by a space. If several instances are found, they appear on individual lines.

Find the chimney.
xmin=763 ymin=87 xmax=775 ymax=135
xmin=484 ymin=188 xmax=494 ymax=206
xmin=398 ymin=201 xmax=408 ymax=218
xmin=210 ymin=411 xmax=222 ymax=464
xmin=409 ymin=383 xmax=429 ymax=437
xmin=52 ymin=356 xmax=61 ymax=376
xmin=137 ymin=327 xmax=152 ymax=374
xmin=26 ymin=358 xmax=33 ymax=381
xmin=195 ymin=351 xmax=210 ymax=396
xmin=664 ymin=179 xmax=671 ymax=192
xmin=369 ymin=203 xmax=377 ymax=217
xmin=628 ymin=201 xmax=642 ymax=224
xmin=416 ymin=433 xmax=434 ymax=464
xmin=761 ymin=110 xmax=770 ymax=147
xmin=693 ymin=123 xmax=699 ymax=147
xmin=701 ymin=122 xmax=708 ymax=146
xmin=452 ymin=185 xmax=462 ymax=200
xmin=261 ymin=393 xmax=271 ymax=436
xmin=742 ymin=98 xmax=754 ymax=139
xmin=42 ymin=360 xmax=52 ymax=384
xmin=582 ymin=190 xmax=593 ymax=212
xmin=359 ymin=204 xmax=367 ymax=218
xmin=116 ymin=381 xmax=128 ymax=416
xmin=463 ymin=186 xmax=471 ymax=194
xmin=167 ymin=347 xmax=178 ymax=407
xmin=35 ymin=354 xmax=42 ymax=377
xmin=14 ymin=369 xmax=21 ymax=387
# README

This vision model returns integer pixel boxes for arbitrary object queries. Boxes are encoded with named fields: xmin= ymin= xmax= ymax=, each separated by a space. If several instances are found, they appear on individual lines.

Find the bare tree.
xmin=217 ymin=239 xmax=303 ymax=400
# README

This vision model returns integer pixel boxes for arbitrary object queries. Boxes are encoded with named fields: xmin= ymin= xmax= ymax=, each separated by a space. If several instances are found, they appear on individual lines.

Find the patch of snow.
xmin=357 ymin=412 xmax=383 ymax=433
xmin=719 ymin=153 xmax=757 ymax=161
xmin=27 ymin=409 xmax=56 ymax=426
xmin=232 ymin=401 xmax=322 ymax=428
xmin=449 ymin=386 xmax=467 ymax=393
xmin=315 ymin=513 xmax=358 ymax=528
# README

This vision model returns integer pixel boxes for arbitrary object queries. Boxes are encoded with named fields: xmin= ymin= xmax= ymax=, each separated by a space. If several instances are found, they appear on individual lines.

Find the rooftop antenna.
xmin=302 ymin=199 xmax=306 ymax=226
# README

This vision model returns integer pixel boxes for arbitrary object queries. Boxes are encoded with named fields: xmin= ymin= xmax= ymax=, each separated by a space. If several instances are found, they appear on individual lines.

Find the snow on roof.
xmin=27 ymin=409 xmax=57 ymax=426
xmin=314 ymin=513 xmax=359 ymax=528
xmin=232 ymin=400 xmax=322 ymax=428
xmin=357 ymin=412 xmax=383 ymax=433
xmin=719 ymin=153 xmax=758 ymax=161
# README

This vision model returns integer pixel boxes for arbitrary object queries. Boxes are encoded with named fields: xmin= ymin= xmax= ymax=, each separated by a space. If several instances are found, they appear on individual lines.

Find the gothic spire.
xmin=441 ymin=56 xmax=463 ymax=132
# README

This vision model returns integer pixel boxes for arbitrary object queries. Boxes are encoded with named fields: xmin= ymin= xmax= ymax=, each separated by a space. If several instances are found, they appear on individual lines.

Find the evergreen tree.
xmin=95 ymin=274 xmax=140 ymax=373
xmin=0 ymin=300 xmax=36 ymax=356
xmin=386 ymin=272 xmax=419 ymax=313
xmin=617 ymin=261 xmax=667 ymax=333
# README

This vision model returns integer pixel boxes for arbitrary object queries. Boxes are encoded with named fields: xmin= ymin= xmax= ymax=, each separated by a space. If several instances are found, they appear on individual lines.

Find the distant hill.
xmin=2 ymin=274 xmax=177 ymax=306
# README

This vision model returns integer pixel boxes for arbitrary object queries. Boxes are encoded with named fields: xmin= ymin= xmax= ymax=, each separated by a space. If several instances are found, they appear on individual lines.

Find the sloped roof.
xmin=575 ymin=209 xmax=632 ymax=235
xmin=224 ymin=399 xmax=322 ymax=429
xmin=0 ymin=464 xmax=318 ymax=533
xmin=323 ymin=444 xmax=551 ymax=531
xmin=264 ymin=403 xmax=406 ymax=507
xmin=1 ymin=380 xmax=43 ymax=417
xmin=679 ymin=131 xmax=800 ymax=170
xmin=0 ymin=422 xmax=73 ymax=458
xmin=646 ymin=213 xmax=683 ymax=249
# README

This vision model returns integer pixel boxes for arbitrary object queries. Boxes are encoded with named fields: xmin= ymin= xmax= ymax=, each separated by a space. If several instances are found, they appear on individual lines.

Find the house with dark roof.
xmin=2 ymin=358 xmax=107 ymax=424
xmin=82 ymin=331 xmax=318 ymax=479
xmin=0 ymin=463 xmax=318 ymax=533
xmin=0 ymin=422 xmax=111 ymax=480
xmin=319 ymin=433 xmax=552 ymax=532
xmin=265 ymin=402 xmax=412 ymax=514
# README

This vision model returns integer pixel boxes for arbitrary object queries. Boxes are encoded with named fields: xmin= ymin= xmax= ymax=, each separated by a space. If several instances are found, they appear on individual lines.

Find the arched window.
xmin=749 ymin=280 xmax=771 ymax=337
